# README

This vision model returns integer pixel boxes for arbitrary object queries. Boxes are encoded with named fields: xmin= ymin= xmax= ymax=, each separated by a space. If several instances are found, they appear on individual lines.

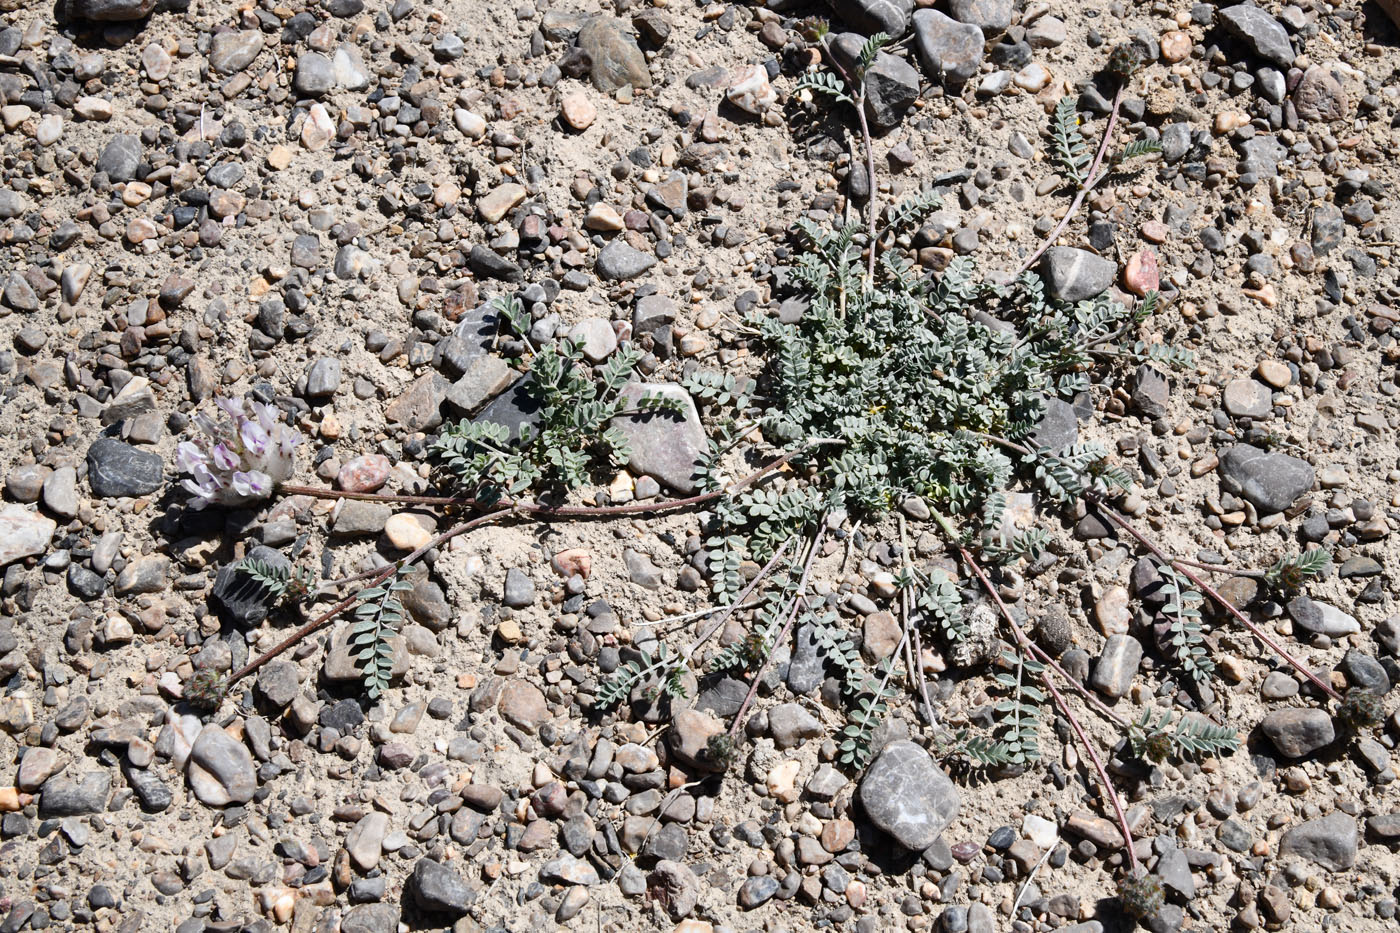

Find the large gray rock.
xmin=912 ymin=9 xmax=985 ymax=84
xmin=411 ymin=857 xmax=475 ymax=915
xmin=576 ymin=17 xmax=651 ymax=93
xmin=39 ymin=772 xmax=111 ymax=817
xmin=1041 ymin=247 xmax=1115 ymax=303
xmin=859 ymin=741 xmax=960 ymax=849
xmin=96 ymin=134 xmax=142 ymax=182
xmin=1217 ymin=444 xmax=1314 ymax=513
xmin=86 ymin=437 xmax=163 ymax=497
xmin=1260 ymin=708 xmax=1334 ymax=758
xmin=1292 ymin=65 xmax=1348 ymax=123
xmin=64 ymin=0 xmax=157 ymax=21
xmin=863 ymin=52 xmax=921 ymax=132
xmin=211 ymin=546 xmax=291 ymax=627
xmin=1219 ymin=4 xmax=1294 ymax=67
xmin=611 ymin=382 xmax=706 ymax=494
xmin=827 ymin=0 xmax=914 ymax=37
xmin=1286 ymin=597 xmax=1360 ymax=638
xmin=596 ymin=241 xmax=656 ymax=280
xmin=1089 ymin=634 xmax=1142 ymax=699
xmin=948 ymin=0 xmax=1014 ymax=34
xmin=341 ymin=904 xmax=400 ymax=933
xmin=1279 ymin=813 xmax=1357 ymax=871
xmin=187 ymin=724 xmax=257 ymax=806
xmin=208 ymin=29 xmax=265 ymax=75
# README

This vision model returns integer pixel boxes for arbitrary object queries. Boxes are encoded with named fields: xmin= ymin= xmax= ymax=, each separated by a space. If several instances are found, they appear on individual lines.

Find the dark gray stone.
xmin=96 ymin=134 xmax=142 ymax=182
xmin=859 ymin=741 xmax=960 ymax=850
xmin=1219 ymin=4 xmax=1294 ymax=67
xmin=1041 ymin=247 xmax=1116 ymax=303
xmin=410 ymin=858 xmax=475 ymax=915
xmin=65 ymin=0 xmax=157 ymax=22
xmin=1218 ymin=444 xmax=1313 ymax=513
xmin=1340 ymin=650 xmax=1390 ymax=695
xmin=212 ymin=546 xmax=290 ymax=627
xmin=611 ymin=382 xmax=705 ymax=493
xmin=1260 ymin=708 xmax=1334 ymax=758
xmin=86 ymin=437 xmax=163 ymax=497
xmin=293 ymin=52 xmax=335 ymax=97
xmin=1279 ymin=813 xmax=1357 ymax=871
xmin=768 ymin=703 xmax=823 ymax=749
xmin=911 ymin=9 xmax=984 ymax=84
xmin=1030 ymin=397 xmax=1079 ymax=451
xmin=475 ymin=375 xmax=542 ymax=445
xmin=738 ymin=876 xmax=780 ymax=909
xmin=503 ymin=568 xmax=535 ymax=608
xmin=121 ymin=759 xmax=172 ymax=812
xmin=596 ymin=241 xmax=656 ymax=280
xmin=341 ymin=903 xmax=400 ymax=933
xmin=827 ymin=0 xmax=913 ymax=37
xmin=1089 ymin=635 xmax=1142 ymax=699
xmin=255 ymin=659 xmax=301 ymax=708
xmin=39 ymin=772 xmax=111 ymax=817
xmin=863 ymin=52 xmax=921 ymax=132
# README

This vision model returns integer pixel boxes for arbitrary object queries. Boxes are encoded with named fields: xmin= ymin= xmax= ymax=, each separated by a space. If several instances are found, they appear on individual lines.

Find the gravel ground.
xmin=1 ymin=1 xmax=1399 ymax=932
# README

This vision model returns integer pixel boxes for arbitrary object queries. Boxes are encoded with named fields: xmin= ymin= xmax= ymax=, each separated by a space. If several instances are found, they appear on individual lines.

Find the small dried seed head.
xmin=1338 ymin=688 xmax=1383 ymax=731
xmin=704 ymin=733 xmax=740 ymax=771
xmin=183 ymin=664 xmax=228 ymax=713
xmin=1106 ymin=43 xmax=1145 ymax=82
xmin=1143 ymin=730 xmax=1173 ymax=764
xmin=1118 ymin=872 xmax=1165 ymax=921
xmin=797 ymin=16 xmax=830 ymax=43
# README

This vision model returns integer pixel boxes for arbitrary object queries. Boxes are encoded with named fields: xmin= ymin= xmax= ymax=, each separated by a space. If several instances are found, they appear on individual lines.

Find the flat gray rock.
xmin=611 ymin=382 xmax=705 ymax=494
xmin=187 ymin=725 xmax=256 ymax=806
xmin=1041 ymin=247 xmax=1116 ymax=303
xmin=1089 ymin=634 xmax=1142 ymax=699
xmin=596 ymin=240 xmax=656 ymax=281
xmin=1279 ymin=813 xmax=1357 ymax=871
xmin=912 ymin=9 xmax=985 ymax=84
xmin=1260 ymin=708 xmax=1334 ymax=758
xmin=1219 ymin=4 xmax=1294 ymax=67
xmin=859 ymin=741 xmax=960 ymax=850
xmin=411 ymin=857 xmax=475 ymax=915
xmin=1218 ymin=444 xmax=1314 ymax=513
xmin=948 ymin=0 xmax=1013 ymax=34
xmin=827 ymin=0 xmax=914 ymax=37
xmin=86 ymin=437 xmax=163 ymax=498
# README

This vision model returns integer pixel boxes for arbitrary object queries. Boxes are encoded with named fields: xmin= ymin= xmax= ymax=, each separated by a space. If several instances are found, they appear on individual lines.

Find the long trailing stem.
xmin=1089 ymin=500 xmax=1342 ymax=701
xmin=935 ymin=511 xmax=1138 ymax=875
xmin=278 ymin=439 xmax=839 ymax=517
xmin=227 ymin=509 xmax=507 ymax=684
xmin=818 ymin=34 xmax=878 ymax=284
xmin=728 ymin=518 xmax=828 ymax=739
xmin=1011 ymin=83 xmax=1125 ymax=280
xmin=930 ymin=510 xmax=1125 ymax=727
xmin=1041 ymin=663 xmax=1141 ymax=877
xmin=971 ymin=430 xmax=1338 ymax=700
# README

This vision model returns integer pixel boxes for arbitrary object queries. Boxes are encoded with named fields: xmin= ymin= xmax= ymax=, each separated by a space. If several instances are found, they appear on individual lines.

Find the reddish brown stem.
xmin=279 ymin=442 xmax=827 ymax=519
xmin=1041 ymin=664 xmax=1141 ymax=876
xmin=946 ymin=522 xmax=1138 ymax=875
xmin=226 ymin=510 xmax=505 ymax=684
xmin=728 ymin=521 xmax=828 ymax=739
xmin=1011 ymin=84 xmax=1125 ymax=280
xmin=1090 ymin=501 xmax=1342 ymax=701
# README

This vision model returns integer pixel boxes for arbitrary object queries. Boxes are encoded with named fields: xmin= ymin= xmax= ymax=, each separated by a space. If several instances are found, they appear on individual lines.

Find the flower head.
xmin=177 ymin=395 xmax=301 ymax=509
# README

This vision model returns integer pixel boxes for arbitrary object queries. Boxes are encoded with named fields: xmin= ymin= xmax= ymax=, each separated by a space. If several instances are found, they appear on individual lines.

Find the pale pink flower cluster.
xmin=177 ymin=396 xmax=301 ymax=509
